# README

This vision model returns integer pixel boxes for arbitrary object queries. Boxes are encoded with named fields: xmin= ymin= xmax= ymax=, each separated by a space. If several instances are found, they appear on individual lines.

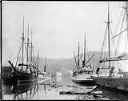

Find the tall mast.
xmin=77 ymin=43 xmax=80 ymax=68
xmin=22 ymin=16 xmax=24 ymax=69
xmin=126 ymin=2 xmax=128 ymax=35
xmin=73 ymin=51 xmax=78 ymax=68
xmin=124 ymin=2 xmax=128 ymax=55
xmin=30 ymin=30 xmax=33 ymax=62
xmin=27 ymin=24 xmax=29 ymax=69
xmin=44 ymin=56 xmax=46 ymax=72
xmin=107 ymin=2 xmax=111 ymax=68
xmin=37 ymin=52 xmax=39 ymax=76
xmin=83 ymin=33 xmax=86 ymax=66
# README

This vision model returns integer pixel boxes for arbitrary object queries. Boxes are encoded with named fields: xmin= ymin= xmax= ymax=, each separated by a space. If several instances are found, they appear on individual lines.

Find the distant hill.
xmin=2 ymin=51 xmax=102 ymax=75
xmin=37 ymin=51 xmax=101 ymax=75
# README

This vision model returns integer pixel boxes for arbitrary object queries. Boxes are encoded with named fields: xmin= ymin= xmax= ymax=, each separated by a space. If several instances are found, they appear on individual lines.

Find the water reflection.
xmin=3 ymin=81 xmax=38 ymax=100
xmin=2 ymin=75 xmax=128 ymax=100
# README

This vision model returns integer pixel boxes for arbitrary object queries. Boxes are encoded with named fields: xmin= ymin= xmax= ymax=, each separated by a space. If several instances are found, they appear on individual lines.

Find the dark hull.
xmin=3 ymin=70 xmax=37 ymax=85
xmin=2 ymin=73 xmax=14 ymax=85
xmin=72 ymin=79 xmax=96 ymax=86
xmin=91 ymin=76 xmax=128 ymax=93
xmin=13 ymin=72 xmax=37 ymax=83
xmin=72 ymin=75 xmax=95 ymax=86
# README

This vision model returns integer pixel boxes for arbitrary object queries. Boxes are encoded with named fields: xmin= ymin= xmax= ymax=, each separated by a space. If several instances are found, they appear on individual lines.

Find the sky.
xmin=2 ymin=1 xmax=125 ymax=65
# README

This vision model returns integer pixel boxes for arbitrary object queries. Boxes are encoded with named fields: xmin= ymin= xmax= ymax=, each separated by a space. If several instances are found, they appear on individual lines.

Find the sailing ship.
xmin=3 ymin=17 xmax=39 ymax=84
xmin=72 ymin=34 xmax=95 ymax=86
xmin=38 ymin=56 xmax=51 ymax=84
xmin=91 ymin=2 xmax=128 ymax=93
xmin=42 ymin=56 xmax=51 ymax=79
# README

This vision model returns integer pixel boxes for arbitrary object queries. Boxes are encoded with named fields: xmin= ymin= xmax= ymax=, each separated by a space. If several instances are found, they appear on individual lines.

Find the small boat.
xmin=38 ymin=72 xmax=51 ymax=84
xmin=91 ymin=2 xmax=128 ymax=93
xmin=38 ymin=56 xmax=51 ymax=84
xmin=43 ymin=56 xmax=51 ymax=79
xmin=2 ymin=17 xmax=39 ymax=84
xmin=72 ymin=34 xmax=96 ymax=86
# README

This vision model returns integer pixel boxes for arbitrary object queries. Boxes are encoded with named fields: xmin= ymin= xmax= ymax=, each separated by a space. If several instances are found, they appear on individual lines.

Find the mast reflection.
xmin=3 ymin=81 xmax=38 ymax=100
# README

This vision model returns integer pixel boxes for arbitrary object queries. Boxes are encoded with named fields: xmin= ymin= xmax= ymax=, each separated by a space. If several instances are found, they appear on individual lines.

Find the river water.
xmin=2 ymin=73 xmax=128 ymax=100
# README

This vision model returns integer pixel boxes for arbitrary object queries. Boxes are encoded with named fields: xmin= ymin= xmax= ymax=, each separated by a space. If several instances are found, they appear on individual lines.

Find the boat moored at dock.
xmin=72 ymin=34 xmax=96 ymax=86
xmin=91 ymin=1 xmax=128 ymax=93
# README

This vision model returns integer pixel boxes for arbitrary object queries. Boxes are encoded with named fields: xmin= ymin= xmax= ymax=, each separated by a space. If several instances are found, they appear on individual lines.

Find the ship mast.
xmin=107 ymin=2 xmax=111 ymax=69
xmin=26 ymin=24 xmax=29 ymax=70
xmin=73 ymin=51 xmax=78 ymax=68
xmin=37 ymin=52 xmax=39 ymax=76
xmin=77 ymin=43 xmax=80 ymax=68
xmin=126 ymin=2 xmax=128 ymax=36
xmin=124 ymin=2 xmax=128 ymax=60
xmin=83 ymin=33 xmax=86 ymax=67
xmin=30 ymin=30 xmax=33 ymax=63
xmin=100 ymin=2 xmax=128 ymax=63
xmin=44 ymin=56 xmax=47 ymax=72
xmin=22 ymin=17 xmax=24 ymax=69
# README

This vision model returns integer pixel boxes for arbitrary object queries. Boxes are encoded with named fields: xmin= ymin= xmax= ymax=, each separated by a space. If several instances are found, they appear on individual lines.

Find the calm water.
xmin=2 ymin=73 xmax=128 ymax=100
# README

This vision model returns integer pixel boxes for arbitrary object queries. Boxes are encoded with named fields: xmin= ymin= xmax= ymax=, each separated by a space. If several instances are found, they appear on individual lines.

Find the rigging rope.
xmin=115 ymin=9 xmax=125 ymax=56
xmin=86 ymin=44 xmax=90 ymax=62
xmin=15 ymin=44 xmax=22 ymax=67
xmin=113 ymin=7 xmax=124 ymax=39
xmin=110 ymin=24 xmax=116 ymax=67
xmin=100 ymin=25 xmax=107 ymax=61
xmin=97 ymin=25 xmax=107 ymax=68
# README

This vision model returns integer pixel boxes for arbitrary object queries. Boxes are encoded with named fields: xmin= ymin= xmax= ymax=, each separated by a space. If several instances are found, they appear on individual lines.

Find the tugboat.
xmin=91 ymin=2 xmax=128 ymax=93
xmin=2 ymin=17 xmax=39 ymax=84
xmin=72 ymin=34 xmax=95 ymax=86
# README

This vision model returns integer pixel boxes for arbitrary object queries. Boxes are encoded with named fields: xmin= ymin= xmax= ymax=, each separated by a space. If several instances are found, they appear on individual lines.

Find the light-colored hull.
xmin=91 ymin=76 xmax=128 ymax=93
xmin=72 ymin=74 xmax=95 ymax=86
xmin=38 ymin=74 xmax=51 ymax=84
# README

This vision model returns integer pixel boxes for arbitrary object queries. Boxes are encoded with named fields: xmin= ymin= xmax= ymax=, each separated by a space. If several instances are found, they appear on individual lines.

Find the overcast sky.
xmin=2 ymin=1 xmax=125 ymax=65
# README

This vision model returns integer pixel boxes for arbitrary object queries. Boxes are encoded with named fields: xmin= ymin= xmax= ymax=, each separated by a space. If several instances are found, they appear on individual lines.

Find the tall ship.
xmin=91 ymin=2 xmax=128 ymax=93
xmin=72 ymin=34 xmax=95 ymax=86
xmin=3 ymin=17 xmax=39 ymax=84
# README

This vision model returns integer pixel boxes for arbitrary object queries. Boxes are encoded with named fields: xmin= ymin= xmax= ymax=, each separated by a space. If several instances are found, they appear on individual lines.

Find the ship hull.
xmin=91 ymin=76 xmax=128 ymax=93
xmin=72 ymin=79 xmax=95 ymax=86
xmin=3 ymin=70 xmax=37 ymax=85
xmin=13 ymin=71 xmax=37 ymax=84
xmin=72 ymin=74 xmax=95 ymax=86
xmin=2 ymin=73 xmax=14 ymax=85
